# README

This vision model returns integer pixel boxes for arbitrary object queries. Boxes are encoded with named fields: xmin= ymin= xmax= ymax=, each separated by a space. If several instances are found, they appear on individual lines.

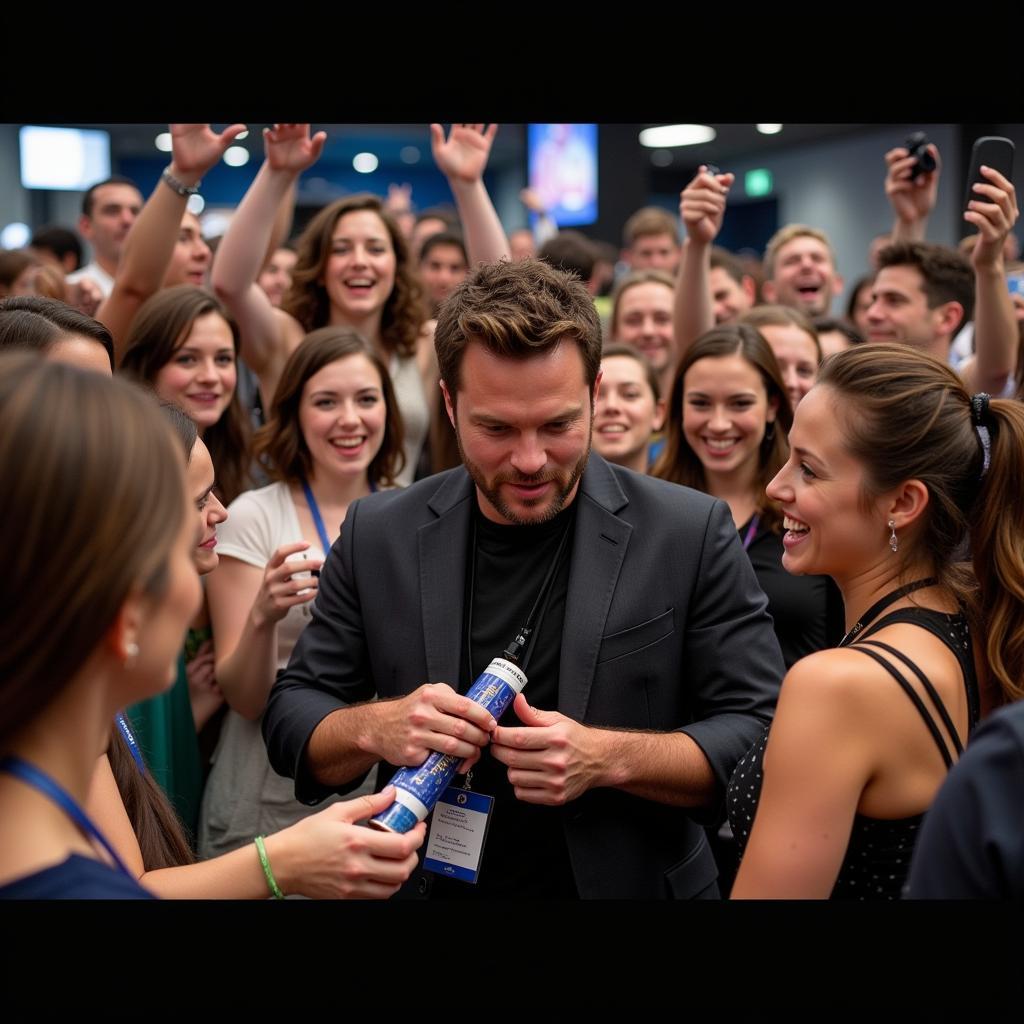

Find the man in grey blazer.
xmin=263 ymin=257 xmax=784 ymax=899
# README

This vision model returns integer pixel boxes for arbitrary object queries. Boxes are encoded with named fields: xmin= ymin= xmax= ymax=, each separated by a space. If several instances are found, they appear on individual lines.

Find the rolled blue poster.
xmin=368 ymin=657 xmax=528 ymax=833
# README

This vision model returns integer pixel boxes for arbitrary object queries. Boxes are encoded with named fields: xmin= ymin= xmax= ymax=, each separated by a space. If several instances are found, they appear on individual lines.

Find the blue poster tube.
xmin=368 ymin=658 xmax=527 ymax=833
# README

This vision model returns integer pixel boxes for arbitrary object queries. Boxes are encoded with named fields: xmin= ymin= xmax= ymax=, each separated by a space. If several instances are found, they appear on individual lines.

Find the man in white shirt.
xmin=66 ymin=176 xmax=143 ymax=298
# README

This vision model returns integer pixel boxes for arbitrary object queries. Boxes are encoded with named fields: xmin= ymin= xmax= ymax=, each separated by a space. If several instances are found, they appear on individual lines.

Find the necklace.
xmin=838 ymin=577 xmax=938 ymax=647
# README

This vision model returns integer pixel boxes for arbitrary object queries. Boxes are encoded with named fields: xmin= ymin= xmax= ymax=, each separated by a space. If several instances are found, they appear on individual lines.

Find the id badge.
xmin=422 ymin=786 xmax=494 ymax=884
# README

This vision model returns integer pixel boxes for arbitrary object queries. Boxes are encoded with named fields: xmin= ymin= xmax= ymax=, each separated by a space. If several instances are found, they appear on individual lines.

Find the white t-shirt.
xmin=197 ymin=481 xmax=372 ymax=860
xmin=66 ymin=261 xmax=114 ymax=299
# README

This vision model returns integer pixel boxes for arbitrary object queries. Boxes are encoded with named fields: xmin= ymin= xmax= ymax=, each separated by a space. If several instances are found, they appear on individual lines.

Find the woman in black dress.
xmin=652 ymin=324 xmax=838 ymax=668
xmin=728 ymin=344 xmax=1024 ymax=899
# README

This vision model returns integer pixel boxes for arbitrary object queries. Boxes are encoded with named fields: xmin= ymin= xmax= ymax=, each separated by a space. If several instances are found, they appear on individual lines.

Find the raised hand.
xmin=884 ymin=142 xmax=941 ymax=227
xmin=263 ymin=123 xmax=327 ymax=174
xmin=430 ymin=123 xmax=498 ymax=185
xmin=385 ymin=182 xmax=413 ymax=214
xmin=966 ymin=165 xmax=1020 ymax=270
xmin=170 ymin=123 xmax=249 ymax=184
xmin=680 ymin=165 xmax=735 ymax=246
xmin=250 ymin=541 xmax=323 ymax=630
xmin=519 ymin=187 xmax=547 ymax=215
xmin=66 ymin=276 xmax=103 ymax=318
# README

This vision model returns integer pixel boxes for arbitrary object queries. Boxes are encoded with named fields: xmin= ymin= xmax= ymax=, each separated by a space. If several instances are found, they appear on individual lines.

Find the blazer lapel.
xmin=418 ymin=470 xmax=474 ymax=687
xmin=558 ymin=457 xmax=632 ymax=721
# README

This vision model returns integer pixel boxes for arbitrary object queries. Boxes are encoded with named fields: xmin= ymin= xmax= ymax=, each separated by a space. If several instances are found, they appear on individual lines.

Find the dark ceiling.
xmin=63 ymin=122 xmax=878 ymax=173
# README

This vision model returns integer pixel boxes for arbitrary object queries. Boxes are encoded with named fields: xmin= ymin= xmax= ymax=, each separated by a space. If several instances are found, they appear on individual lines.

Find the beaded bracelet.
xmin=254 ymin=834 xmax=284 ymax=899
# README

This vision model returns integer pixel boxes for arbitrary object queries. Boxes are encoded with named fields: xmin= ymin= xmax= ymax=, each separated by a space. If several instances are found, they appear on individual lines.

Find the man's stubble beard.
xmin=453 ymin=419 xmax=592 ymax=527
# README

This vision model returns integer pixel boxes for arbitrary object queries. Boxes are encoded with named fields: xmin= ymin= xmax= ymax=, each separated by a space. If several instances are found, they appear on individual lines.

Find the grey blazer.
xmin=263 ymin=455 xmax=784 ymax=898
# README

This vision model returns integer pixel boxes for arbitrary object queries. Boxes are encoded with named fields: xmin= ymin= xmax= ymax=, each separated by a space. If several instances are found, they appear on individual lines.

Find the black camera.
xmin=904 ymin=131 xmax=937 ymax=181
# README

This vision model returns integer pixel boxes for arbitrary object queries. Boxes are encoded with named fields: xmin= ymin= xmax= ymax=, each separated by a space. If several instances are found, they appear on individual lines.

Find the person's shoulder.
xmin=0 ymin=855 xmax=152 ymax=900
xmin=226 ymin=480 xmax=290 ymax=517
xmin=356 ymin=468 xmax=470 ymax=521
xmin=780 ymin=647 xmax=888 ymax=710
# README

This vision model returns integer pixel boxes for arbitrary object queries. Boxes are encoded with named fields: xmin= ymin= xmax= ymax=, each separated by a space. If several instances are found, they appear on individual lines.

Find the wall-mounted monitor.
xmin=527 ymin=123 xmax=598 ymax=227
xmin=19 ymin=126 xmax=112 ymax=191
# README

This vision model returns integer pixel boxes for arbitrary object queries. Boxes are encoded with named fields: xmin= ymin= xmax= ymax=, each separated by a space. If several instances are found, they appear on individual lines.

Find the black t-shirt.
xmin=429 ymin=500 xmax=579 ymax=899
xmin=742 ymin=517 xmax=844 ymax=667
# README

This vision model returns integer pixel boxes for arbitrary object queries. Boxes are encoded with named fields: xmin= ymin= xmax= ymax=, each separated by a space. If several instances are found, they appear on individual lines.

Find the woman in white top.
xmin=211 ymin=122 xmax=509 ymax=484
xmin=200 ymin=328 xmax=405 ymax=858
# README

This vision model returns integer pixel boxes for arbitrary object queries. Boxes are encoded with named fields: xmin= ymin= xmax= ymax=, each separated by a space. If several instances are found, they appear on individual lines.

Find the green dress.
xmin=126 ymin=627 xmax=210 ymax=843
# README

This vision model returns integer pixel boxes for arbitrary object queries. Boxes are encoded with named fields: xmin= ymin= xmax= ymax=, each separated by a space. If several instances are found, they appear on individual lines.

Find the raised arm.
xmin=430 ymin=123 xmax=510 ymax=264
xmin=99 ymin=122 xmax=246 ymax=365
xmin=960 ymin=166 xmax=1020 ymax=395
xmin=885 ymin=141 xmax=941 ymax=245
xmin=520 ymin=187 xmax=559 ymax=247
xmin=205 ymin=543 xmax=323 ymax=721
xmin=675 ymin=166 xmax=734 ymax=354
xmin=211 ymin=123 xmax=326 ymax=379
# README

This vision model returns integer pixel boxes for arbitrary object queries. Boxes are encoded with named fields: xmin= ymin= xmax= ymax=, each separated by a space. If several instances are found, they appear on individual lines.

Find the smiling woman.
xmin=653 ymin=325 xmax=840 ymax=669
xmin=120 ymin=285 xmax=251 ymax=506
xmin=198 ymin=328 xmax=405 ymax=859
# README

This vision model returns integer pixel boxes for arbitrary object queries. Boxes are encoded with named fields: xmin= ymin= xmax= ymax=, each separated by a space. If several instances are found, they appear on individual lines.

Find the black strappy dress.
xmin=726 ymin=605 xmax=979 ymax=900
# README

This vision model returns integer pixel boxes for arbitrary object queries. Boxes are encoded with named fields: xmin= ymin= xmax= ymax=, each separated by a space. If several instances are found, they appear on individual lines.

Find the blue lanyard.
xmin=0 ymin=755 xmax=137 ymax=882
xmin=741 ymin=513 xmax=761 ymax=552
xmin=301 ymin=477 xmax=375 ymax=556
xmin=116 ymin=712 xmax=146 ymax=776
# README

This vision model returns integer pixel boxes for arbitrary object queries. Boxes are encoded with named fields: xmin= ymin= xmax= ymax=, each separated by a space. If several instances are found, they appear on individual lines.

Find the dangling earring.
xmin=888 ymin=519 xmax=898 ymax=554
xmin=764 ymin=421 xmax=776 ymax=443
xmin=125 ymin=641 xmax=140 ymax=666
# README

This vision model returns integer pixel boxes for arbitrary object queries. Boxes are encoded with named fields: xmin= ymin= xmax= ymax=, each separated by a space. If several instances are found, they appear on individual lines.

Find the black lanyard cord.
xmin=466 ymin=512 xmax=575 ymax=679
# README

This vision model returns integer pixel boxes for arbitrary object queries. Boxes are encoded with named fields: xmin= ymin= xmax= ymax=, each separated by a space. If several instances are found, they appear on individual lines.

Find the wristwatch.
xmin=161 ymin=166 xmax=201 ymax=197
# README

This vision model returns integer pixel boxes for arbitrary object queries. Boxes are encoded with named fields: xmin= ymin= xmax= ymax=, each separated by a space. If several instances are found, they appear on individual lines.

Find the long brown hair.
xmin=282 ymin=194 xmax=426 ymax=360
xmin=652 ymin=324 xmax=793 ymax=533
xmin=108 ymin=726 xmax=195 ymax=869
xmin=0 ymin=353 xmax=187 ymax=749
xmin=254 ymin=327 xmax=406 ymax=488
xmin=818 ymin=343 xmax=1024 ymax=705
xmin=120 ymin=285 xmax=251 ymax=504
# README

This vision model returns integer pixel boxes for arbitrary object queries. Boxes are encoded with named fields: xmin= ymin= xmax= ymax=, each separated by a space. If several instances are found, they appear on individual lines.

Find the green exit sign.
xmin=745 ymin=168 xmax=773 ymax=197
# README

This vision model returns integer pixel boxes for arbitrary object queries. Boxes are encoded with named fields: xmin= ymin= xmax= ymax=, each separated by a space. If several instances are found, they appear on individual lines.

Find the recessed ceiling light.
xmin=155 ymin=132 xmax=172 ymax=152
xmin=639 ymin=124 xmax=716 ymax=148
xmin=353 ymin=152 xmax=379 ymax=174
xmin=756 ymin=124 xmax=783 ymax=135
xmin=223 ymin=146 xmax=250 ymax=167
xmin=1 ymin=222 xmax=30 ymax=249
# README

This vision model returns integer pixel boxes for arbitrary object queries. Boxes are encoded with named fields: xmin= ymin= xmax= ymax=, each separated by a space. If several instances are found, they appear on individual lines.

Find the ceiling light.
xmin=155 ymin=132 xmax=172 ymax=152
xmin=1 ymin=222 xmax=30 ymax=249
xmin=639 ymin=124 xmax=716 ymax=148
xmin=223 ymin=146 xmax=250 ymax=167
xmin=353 ymin=152 xmax=379 ymax=174
xmin=756 ymin=124 xmax=783 ymax=135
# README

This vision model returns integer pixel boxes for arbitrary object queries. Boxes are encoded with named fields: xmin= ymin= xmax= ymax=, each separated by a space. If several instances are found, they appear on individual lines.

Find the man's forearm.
xmin=305 ymin=702 xmax=388 ymax=787
xmin=595 ymin=727 xmax=717 ymax=807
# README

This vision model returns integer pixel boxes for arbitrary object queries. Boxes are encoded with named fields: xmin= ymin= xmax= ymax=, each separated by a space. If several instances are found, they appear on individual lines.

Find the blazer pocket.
xmin=597 ymin=607 xmax=675 ymax=666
